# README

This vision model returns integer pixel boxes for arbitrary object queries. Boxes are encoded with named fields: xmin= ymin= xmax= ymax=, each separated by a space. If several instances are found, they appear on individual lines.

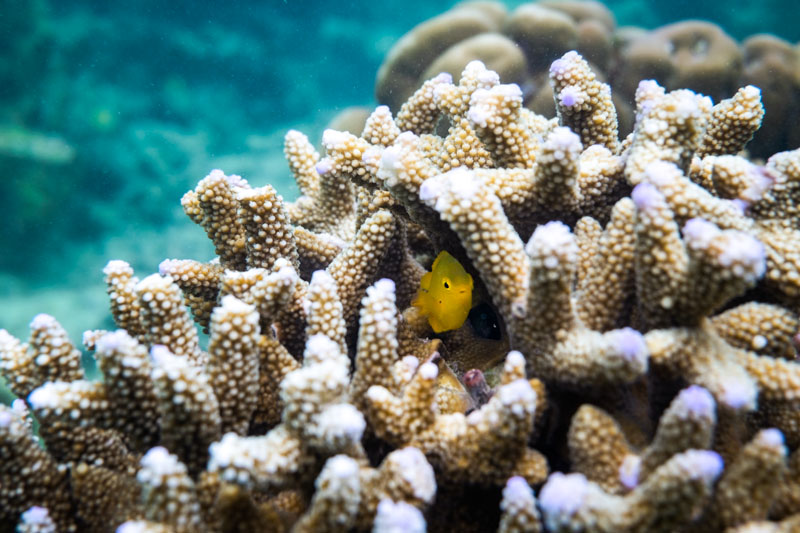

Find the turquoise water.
xmin=1 ymin=0 xmax=798 ymax=342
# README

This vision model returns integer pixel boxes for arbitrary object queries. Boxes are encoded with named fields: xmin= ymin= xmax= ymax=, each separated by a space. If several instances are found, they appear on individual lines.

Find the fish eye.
xmin=468 ymin=303 xmax=501 ymax=340
xmin=443 ymin=281 xmax=450 ymax=289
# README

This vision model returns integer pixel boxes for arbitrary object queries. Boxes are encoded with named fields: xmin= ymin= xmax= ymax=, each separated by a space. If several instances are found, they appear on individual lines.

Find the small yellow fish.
xmin=413 ymin=251 xmax=473 ymax=333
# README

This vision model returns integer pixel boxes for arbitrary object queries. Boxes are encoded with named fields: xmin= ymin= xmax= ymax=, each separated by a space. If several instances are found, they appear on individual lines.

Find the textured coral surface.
xmin=2 ymin=38 xmax=800 ymax=533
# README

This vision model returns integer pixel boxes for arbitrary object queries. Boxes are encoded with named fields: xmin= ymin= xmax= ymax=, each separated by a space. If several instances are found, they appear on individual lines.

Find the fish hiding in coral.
xmin=413 ymin=250 xmax=474 ymax=333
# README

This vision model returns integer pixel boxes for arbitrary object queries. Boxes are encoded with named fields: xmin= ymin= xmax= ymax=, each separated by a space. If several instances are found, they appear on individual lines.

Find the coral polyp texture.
xmin=2 ymin=47 xmax=800 ymax=532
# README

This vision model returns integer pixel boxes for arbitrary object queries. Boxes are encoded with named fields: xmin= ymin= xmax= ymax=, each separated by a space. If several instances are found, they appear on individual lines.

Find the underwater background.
xmin=1 ymin=0 xmax=799 ymax=343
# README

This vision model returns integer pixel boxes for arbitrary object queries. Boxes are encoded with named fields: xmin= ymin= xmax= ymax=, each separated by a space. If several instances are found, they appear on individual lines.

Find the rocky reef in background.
xmin=373 ymin=1 xmax=800 ymax=160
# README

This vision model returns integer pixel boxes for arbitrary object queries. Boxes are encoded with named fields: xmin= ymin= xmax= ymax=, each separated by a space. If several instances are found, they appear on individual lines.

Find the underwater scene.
xmin=1 ymin=0 xmax=800 ymax=531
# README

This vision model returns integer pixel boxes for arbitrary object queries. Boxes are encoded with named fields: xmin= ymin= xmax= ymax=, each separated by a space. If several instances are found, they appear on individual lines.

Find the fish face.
xmin=413 ymin=251 xmax=474 ymax=333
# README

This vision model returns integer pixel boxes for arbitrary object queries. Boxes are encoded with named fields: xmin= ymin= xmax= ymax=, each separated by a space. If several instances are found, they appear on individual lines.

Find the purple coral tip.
xmin=631 ymin=183 xmax=663 ymax=212
xmin=758 ymin=428 xmax=785 ymax=448
xmin=686 ymin=450 xmax=724 ymax=481
xmin=502 ymin=476 xmax=534 ymax=505
xmin=20 ymin=506 xmax=50 ymax=524
xmin=613 ymin=327 xmax=648 ymax=364
xmin=315 ymin=158 xmax=333 ymax=176
xmin=98 ymin=329 xmax=134 ymax=352
xmin=558 ymin=85 xmax=583 ymax=107
xmin=677 ymin=385 xmax=715 ymax=417
xmin=618 ymin=454 xmax=641 ymax=489
xmin=682 ymin=218 xmax=719 ymax=249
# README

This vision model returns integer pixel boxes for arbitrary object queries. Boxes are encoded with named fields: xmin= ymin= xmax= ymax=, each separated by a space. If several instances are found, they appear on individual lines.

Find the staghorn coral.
xmin=538 ymin=449 xmax=726 ymax=533
xmin=2 ymin=47 xmax=800 ymax=533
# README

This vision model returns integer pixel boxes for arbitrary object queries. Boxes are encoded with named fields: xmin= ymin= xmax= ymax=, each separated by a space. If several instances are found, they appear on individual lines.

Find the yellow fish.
xmin=413 ymin=251 xmax=473 ymax=333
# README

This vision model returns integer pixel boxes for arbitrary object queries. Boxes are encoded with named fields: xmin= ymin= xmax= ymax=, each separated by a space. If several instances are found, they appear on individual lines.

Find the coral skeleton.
xmin=2 ymin=45 xmax=800 ymax=532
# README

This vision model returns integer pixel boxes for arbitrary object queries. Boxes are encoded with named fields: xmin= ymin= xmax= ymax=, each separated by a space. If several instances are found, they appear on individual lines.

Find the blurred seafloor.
xmin=1 ymin=0 xmax=798 ymax=358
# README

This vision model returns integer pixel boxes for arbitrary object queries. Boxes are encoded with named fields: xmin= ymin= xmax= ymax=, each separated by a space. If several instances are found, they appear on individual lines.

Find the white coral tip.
xmin=505 ymin=350 xmax=525 ymax=370
xmin=373 ymin=499 xmax=426 ymax=533
xmin=369 ymin=278 xmax=396 ymax=300
xmin=11 ymin=398 xmax=28 ymax=416
xmin=103 ymin=259 xmax=131 ymax=274
xmin=527 ymin=220 xmax=576 ymax=260
xmin=323 ymin=454 xmax=359 ymax=479
xmin=643 ymin=161 xmax=680 ymax=186
xmin=464 ymin=59 xmax=487 ymax=70
xmin=116 ymin=522 xmax=151 ymax=533
xmin=716 ymin=232 xmax=766 ymax=278
xmin=135 ymin=272 xmax=172 ymax=292
xmin=418 ymin=174 xmax=448 ymax=204
xmin=310 ymin=269 xmax=334 ymax=287
xmin=539 ymin=472 xmax=588 ymax=517
xmin=546 ymin=126 xmax=582 ymax=152
xmin=373 ymin=104 xmax=391 ymax=116
xmin=502 ymin=476 xmax=534 ymax=507
xmin=321 ymin=129 xmax=352 ymax=149
xmin=637 ymin=79 xmax=662 ymax=93
xmin=30 ymin=313 xmax=57 ymax=331
xmin=367 ymin=385 xmax=392 ymax=402
xmin=719 ymin=374 xmax=757 ymax=410
xmin=205 ymin=169 xmax=225 ymax=180
xmin=218 ymin=294 xmax=255 ymax=315
xmin=441 ymin=167 xmax=482 ymax=202
xmin=157 ymin=258 xmax=177 ymax=276
xmin=386 ymin=447 xmax=436 ymax=502
xmin=304 ymin=334 xmax=341 ymax=362
xmin=317 ymin=404 xmax=366 ymax=443
xmin=28 ymin=382 xmax=61 ymax=409
xmin=140 ymin=446 xmax=179 ymax=477
xmin=418 ymin=362 xmax=438 ymax=380
xmin=208 ymin=432 xmax=240 ymax=468
xmin=432 ymin=72 xmax=453 ymax=84
xmin=94 ymin=330 xmax=130 ymax=354
xmin=619 ymin=454 xmax=641 ymax=489
xmin=149 ymin=344 xmax=174 ymax=366
xmin=498 ymin=379 xmax=535 ymax=408
xmin=741 ymin=85 xmax=761 ymax=98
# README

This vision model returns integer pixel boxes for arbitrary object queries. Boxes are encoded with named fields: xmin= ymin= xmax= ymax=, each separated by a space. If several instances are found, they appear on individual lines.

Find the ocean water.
xmin=0 ymin=0 xmax=798 ymax=350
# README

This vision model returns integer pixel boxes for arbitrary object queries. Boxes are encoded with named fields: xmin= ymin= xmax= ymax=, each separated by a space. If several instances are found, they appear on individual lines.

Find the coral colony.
xmin=2 ymin=23 xmax=800 ymax=533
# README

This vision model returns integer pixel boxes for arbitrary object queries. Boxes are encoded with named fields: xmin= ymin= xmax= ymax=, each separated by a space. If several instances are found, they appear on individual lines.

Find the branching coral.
xmin=2 ymin=36 xmax=800 ymax=533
